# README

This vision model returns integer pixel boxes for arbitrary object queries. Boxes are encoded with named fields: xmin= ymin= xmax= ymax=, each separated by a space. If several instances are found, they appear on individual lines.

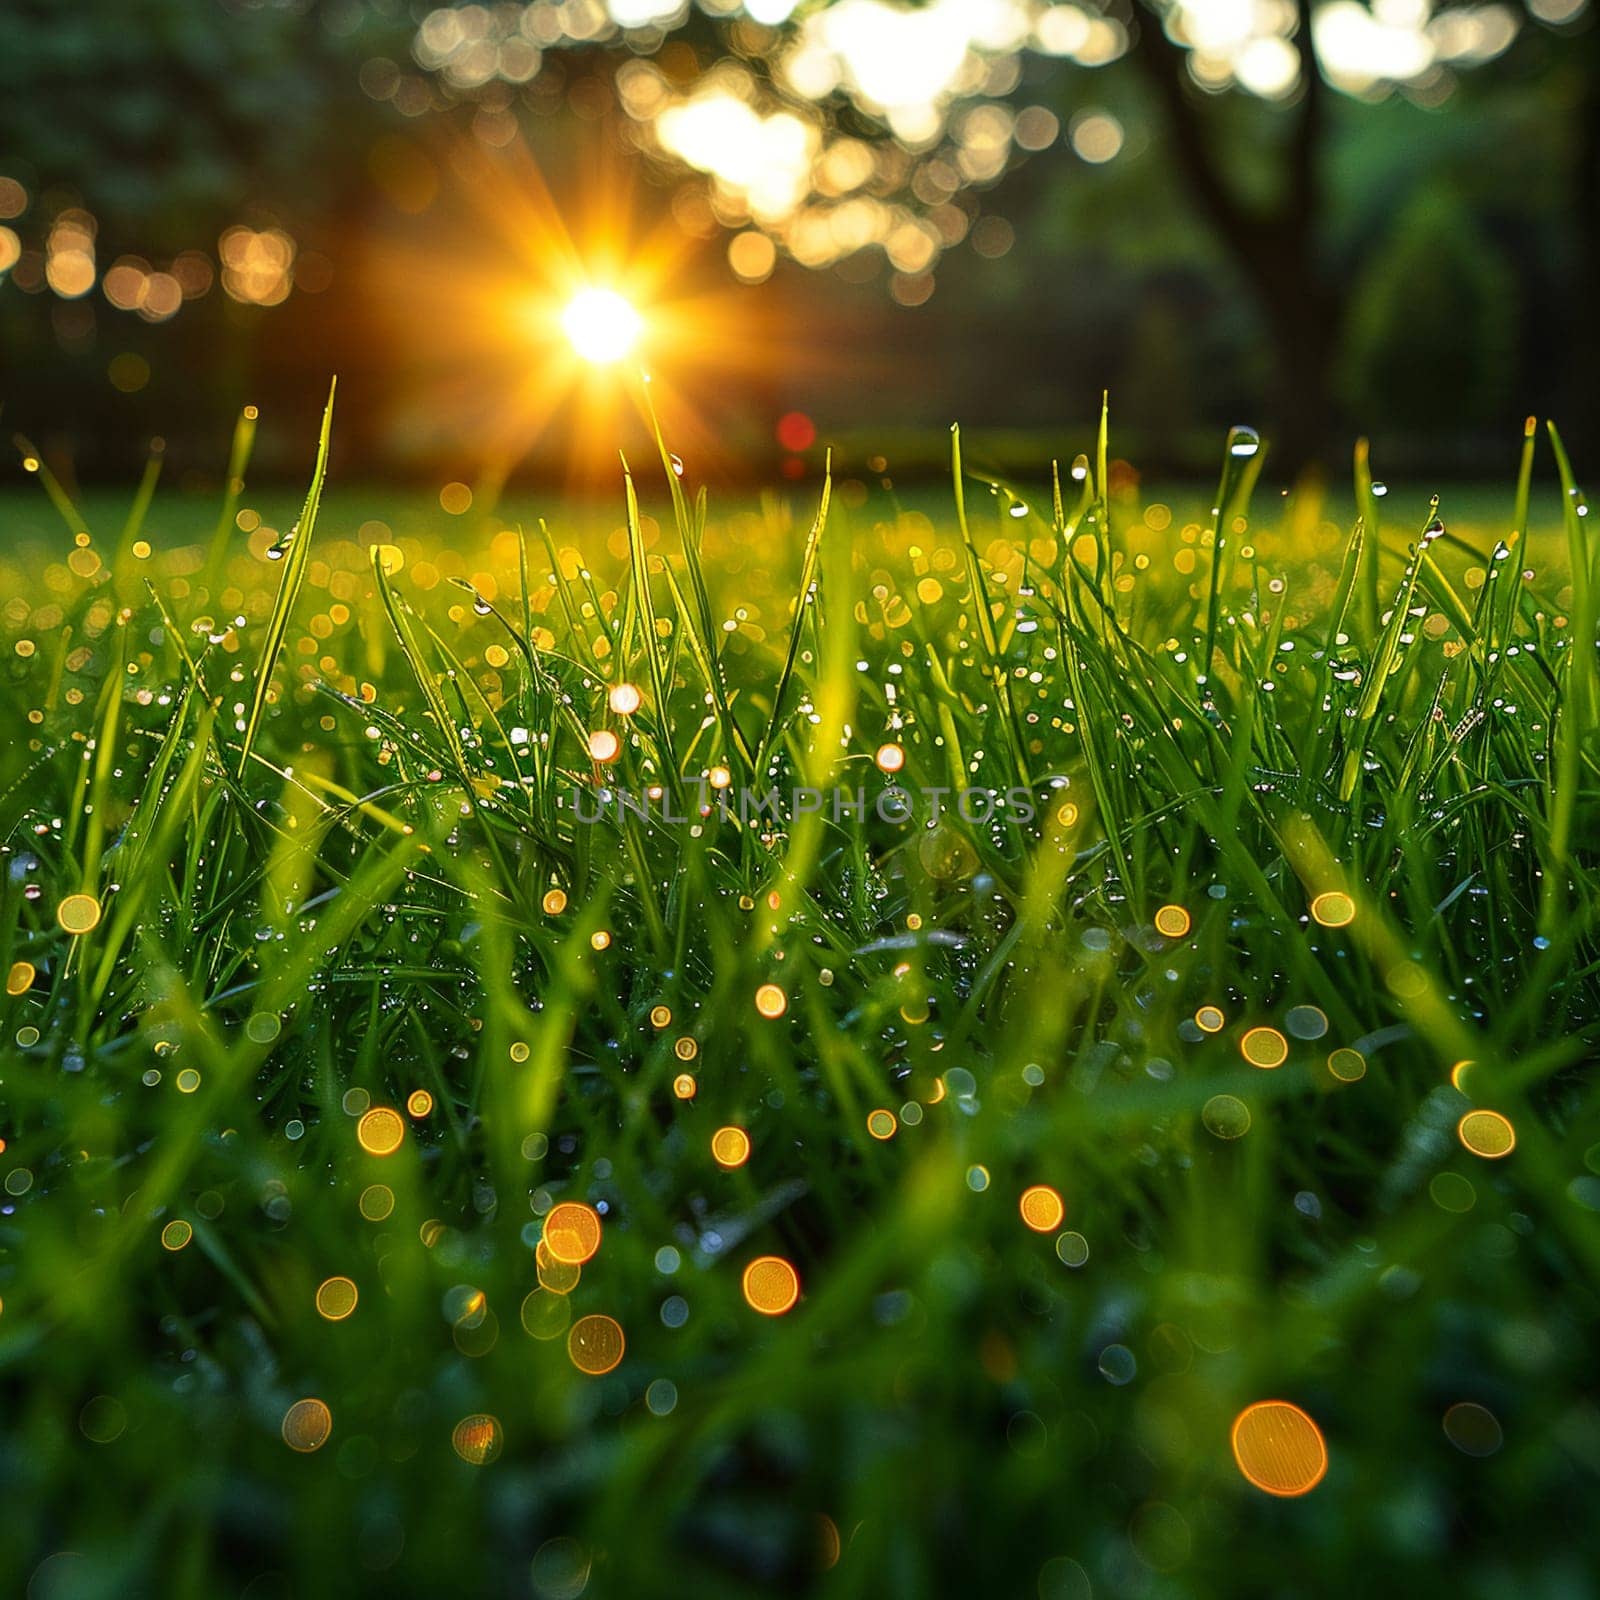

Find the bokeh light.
xmin=1230 ymin=1400 xmax=1328 ymax=1497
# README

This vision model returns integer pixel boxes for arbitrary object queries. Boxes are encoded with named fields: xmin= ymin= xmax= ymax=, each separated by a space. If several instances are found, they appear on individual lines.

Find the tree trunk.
xmin=1240 ymin=232 xmax=1343 ymax=475
xmin=1130 ymin=0 xmax=1340 ymax=473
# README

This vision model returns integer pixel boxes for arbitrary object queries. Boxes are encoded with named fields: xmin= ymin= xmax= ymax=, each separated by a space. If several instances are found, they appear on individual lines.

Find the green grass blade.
xmin=237 ymin=379 xmax=335 ymax=779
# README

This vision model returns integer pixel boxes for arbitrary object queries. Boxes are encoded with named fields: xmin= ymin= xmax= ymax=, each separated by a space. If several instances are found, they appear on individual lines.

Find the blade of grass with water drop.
xmin=621 ymin=460 xmax=679 ymax=788
xmin=114 ymin=441 xmax=163 ymax=571
xmin=202 ymin=403 xmax=259 ymax=595
xmin=1338 ymin=499 xmax=1438 ymax=803
xmin=753 ymin=458 xmax=831 ymax=780
xmin=1304 ymin=518 xmax=1367 ymax=790
xmin=644 ymin=399 xmax=753 ymax=771
xmin=951 ymin=424 xmax=1031 ymax=788
xmin=237 ymin=380 xmax=334 ymax=780
xmin=88 ymin=696 xmax=216 ymax=1002
xmin=14 ymin=435 xmax=89 ymax=538
xmin=75 ymin=621 xmax=127 ymax=903
xmin=370 ymin=551 xmax=492 ymax=857
xmin=1200 ymin=426 xmax=1263 ymax=692
xmin=1540 ymin=420 xmax=1599 ymax=938
xmin=1500 ymin=415 xmax=1539 ymax=650
xmin=536 ymin=518 xmax=604 ymax=679
xmin=1353 ymin=438 xmax=1382 ymax=640
xmin=1057 ymin=586 xmax=1134 ymax=901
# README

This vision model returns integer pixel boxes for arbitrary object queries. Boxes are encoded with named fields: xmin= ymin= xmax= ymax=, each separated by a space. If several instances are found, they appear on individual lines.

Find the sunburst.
xmin=365 ymin=127 xmax=827 ymax=494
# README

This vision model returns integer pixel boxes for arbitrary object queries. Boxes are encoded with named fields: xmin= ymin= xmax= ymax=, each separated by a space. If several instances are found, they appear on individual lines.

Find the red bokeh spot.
xmin=781 ymin=456 xmax=806 ymax=480
xmin=776 ymin=411 xmax=816 ymax=452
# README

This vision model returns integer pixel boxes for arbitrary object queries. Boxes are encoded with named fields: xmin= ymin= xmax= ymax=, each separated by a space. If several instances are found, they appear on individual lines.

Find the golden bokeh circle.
xmin=1019 ymin=1184 xmax=1065 ymax=1233
xmin=359 ymin=1183 xmax=394 ymax=1221
xmin=1327 ymin=1048 xmax=1367 ymax=1083
xmin=567 ymin=1313 xmax=625 ymax=1374
xmin=356 ymin=1106 xmax=405 ymax=1156
xmin=1458 ymin=1109 xmax=1515 ymax=1159
xmin=1230 ymin=1400 xmax=1327 ymax=1496
xmin=711 ymin=1125 xmax=752 ymax=1169
xmin=451 ymin=1412 xmax=504 ymax=1464
xmin=742 ymin=1255 xmax=801 ymax=1315
xmin=866 ymin=1108 xmax=897 ymax=1141
xmin=754 ymin=983 xmax=788 ymax=1019
xmin=160 ymin=1219 xmax=192 ymax=1251
xmin=1309 ymin=891 xmax=1356 ymax=928
xmin=315 ymin=1275 xmax=359 ymax=1321
xmin=6 ymin=960 xmax=34 ymax=996
xmin=282 ymin=1397 xmax=333 ymax=1453
xmin=1154 ymin=904 xmax=1191 ymax=938
xmin=1195 ymin=1005 xmax=1225 ymax=1033
xmin=56 ymin=893 xmax=103 ymax=935
xmin=543 ymin=1202 xmax=602 ymax=1265
xmin=1240 ymin=1027 xmax=1289 ymax=1069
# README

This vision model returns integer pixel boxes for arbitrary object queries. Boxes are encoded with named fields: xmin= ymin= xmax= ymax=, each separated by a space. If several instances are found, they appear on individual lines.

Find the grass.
xmin=2 ymin=394 xmax=1598 ymax=1600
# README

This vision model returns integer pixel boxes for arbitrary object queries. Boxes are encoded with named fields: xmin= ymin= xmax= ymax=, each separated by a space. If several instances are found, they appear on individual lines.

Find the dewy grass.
xmin=1 ymin=400 xmax=1597 ymax=1598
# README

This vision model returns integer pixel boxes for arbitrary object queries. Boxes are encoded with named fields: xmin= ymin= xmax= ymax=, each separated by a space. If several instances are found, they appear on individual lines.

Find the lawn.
xmin=1 ymin=401 xmax=1597 ymax=1599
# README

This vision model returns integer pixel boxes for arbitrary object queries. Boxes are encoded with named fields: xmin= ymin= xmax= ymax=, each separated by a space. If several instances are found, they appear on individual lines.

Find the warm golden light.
xmin=1231 ymin=1400 xmax=1328 ymax=1496
xmin=282 ymin=1398 xmax=333 ymax=1454
xmin=316 ymin=1276 xmax=359 ymax=1321
xmin=356 ymin=1106 xmax=405 ymax=1157
xmin=1458 ymin=1109 xmax=1516 ymax=1159
xmin=711 ymin=1125 xmax=752 ymax=1169
xmin=451 ymin=1412 xmax=504 ymax=1464
xmin=543 ymin=1201 xmax=603 ymax=1265
xmin=742 ymin=1255 xmax=801 ymax=1316
xmin=568 ymin=1313 xmax=626 ymax=1375
xmin=561 ymin=287 xmax=642 ymax=364
xmin=1240 ymin=1027 xmax=1289 ymax=1069
xmin=1019 ymin=1185 xmax=1065 ymax=1233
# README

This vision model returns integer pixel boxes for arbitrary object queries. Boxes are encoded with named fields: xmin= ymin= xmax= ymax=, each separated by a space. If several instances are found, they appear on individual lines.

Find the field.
xmin=2 ymin=398 xmax=1598 ymax=1599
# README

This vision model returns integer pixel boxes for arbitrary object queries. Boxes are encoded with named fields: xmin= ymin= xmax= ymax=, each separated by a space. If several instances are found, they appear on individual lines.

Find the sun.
xmin=562 ymin=287 xmax=643 ymax=364
xmin=369 ymin=134 xmax=825 ymax=481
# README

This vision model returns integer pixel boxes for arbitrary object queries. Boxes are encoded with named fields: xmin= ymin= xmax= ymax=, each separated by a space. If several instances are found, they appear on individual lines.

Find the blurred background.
xmin=0 ymin=0 xmax=1594 ymax=486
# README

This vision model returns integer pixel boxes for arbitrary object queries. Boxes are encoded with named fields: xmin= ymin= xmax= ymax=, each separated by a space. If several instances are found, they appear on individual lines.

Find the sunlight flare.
xmin=561 ymin=287 xmax=644 ymax=364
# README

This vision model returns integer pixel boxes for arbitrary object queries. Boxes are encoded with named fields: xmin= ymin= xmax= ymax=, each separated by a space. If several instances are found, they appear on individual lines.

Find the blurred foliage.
xmin=0 ymin=4 xmax=1594 ymax=474
xmin=1340 ymin=191 xmax=1516 ymax=439
xmin=0 ymin=0 xmax=392 ymax=243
